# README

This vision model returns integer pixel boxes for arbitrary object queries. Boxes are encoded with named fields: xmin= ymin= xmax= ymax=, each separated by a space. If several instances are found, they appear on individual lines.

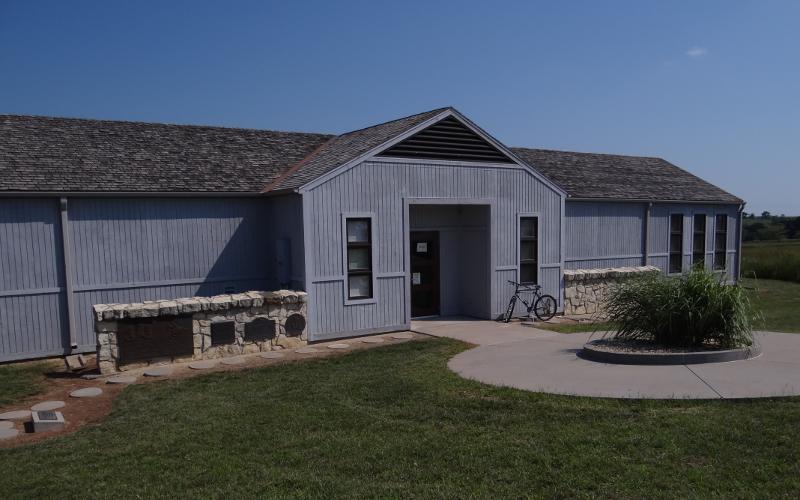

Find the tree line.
xmin=742 ymin=212 xmax=800 ymax=241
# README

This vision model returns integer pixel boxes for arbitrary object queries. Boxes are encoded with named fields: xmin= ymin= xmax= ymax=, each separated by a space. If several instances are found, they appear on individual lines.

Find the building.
xmin=0 ymin=108 xmax=743 ymax=361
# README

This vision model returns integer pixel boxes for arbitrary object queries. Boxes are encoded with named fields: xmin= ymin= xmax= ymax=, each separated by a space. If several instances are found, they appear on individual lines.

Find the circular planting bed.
xmin=580 ymin=338 xmax=762 ymax=365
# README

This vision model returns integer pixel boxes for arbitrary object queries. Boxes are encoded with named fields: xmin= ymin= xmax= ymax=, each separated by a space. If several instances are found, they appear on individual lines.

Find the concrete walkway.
xmin=411 ymin=318 xmax=800 ymax=399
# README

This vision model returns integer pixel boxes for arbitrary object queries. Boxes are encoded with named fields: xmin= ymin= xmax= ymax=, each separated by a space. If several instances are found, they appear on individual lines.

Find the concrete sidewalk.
xmin=413 ymin=318 xmax=800 ymax=399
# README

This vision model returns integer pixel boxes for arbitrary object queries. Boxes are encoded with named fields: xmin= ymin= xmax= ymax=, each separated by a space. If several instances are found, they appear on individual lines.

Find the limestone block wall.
xmin=563 ymin=266 xmax=660 ymax=317
xmin=94 ymin=290 xmax=307 ymax=374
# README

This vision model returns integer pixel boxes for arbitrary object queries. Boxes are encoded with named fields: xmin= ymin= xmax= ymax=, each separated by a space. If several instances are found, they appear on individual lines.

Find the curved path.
xmin=412 ymin=318 xmax=800 ymax=399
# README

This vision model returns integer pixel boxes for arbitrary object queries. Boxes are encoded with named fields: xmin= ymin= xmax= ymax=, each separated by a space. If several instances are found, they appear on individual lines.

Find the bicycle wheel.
xmin=534 ymin=294 xmax=557 ymax=321
xmin=503 ymin=296 xmax=517 ymax=323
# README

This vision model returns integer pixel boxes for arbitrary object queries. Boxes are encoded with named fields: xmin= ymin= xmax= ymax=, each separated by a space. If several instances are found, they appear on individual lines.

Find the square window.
xmin=520 ymin=218 xmax=537 ymax=239
xmin=348 ymin=274 xmax=371 ymax=299
xmin=520 ymin=263 xmax=537 ymax=284
xmin=520 ymin=241 xmax=537 ymax=261
xmin=346 ymin=220 xmax=370 ymax=243
xmin=347 ymin=248 xmax=370 ymax=271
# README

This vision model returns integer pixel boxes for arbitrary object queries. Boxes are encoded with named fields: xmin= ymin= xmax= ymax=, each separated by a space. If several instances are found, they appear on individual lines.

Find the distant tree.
xmin=762 ymin=211 xmax=771 ymax=218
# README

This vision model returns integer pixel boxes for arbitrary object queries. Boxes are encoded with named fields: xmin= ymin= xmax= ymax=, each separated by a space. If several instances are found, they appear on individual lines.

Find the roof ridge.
xmin=511 ymin=145 xmax=663 ymax=161
xmin=336 ymin=107 xmax=451 ymax=137
xmin=0 ymin=113 xmax=335 ymax=138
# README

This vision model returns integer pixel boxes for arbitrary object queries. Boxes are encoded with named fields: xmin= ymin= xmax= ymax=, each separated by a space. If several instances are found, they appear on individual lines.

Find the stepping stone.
xmin=0 ymin=410 xmax=31 ymax=420
xmin=257 ymin=351 xmax=285 ymax=359
xmin=31 ymin=400 xmax=65 ymax=412
xmin=189 ymin=360 xmax=217 ymax=370
xmin=295 ymin=347 xmax=320 ymax=354
xmin=144 ymin=366 xmax=172 ymax=377
xmin=360 ymin=337 xmax=385 ymax=344
xmin=220 ymin=357 xmax=245 ymax=366
xmin=390 ymin=333 xmax=414 ymax=340
xmin=107 ymin=375 xmax=137 ymax=384
xmin=70 ymin=387 xmax=103 ymax=398
xmin=0 ymin=421 xmax=14 ymax=430
xmin=327 ymin=343 xmax=350 ymax=350
xmin=0 ymin=428 xmax=20 ymax=440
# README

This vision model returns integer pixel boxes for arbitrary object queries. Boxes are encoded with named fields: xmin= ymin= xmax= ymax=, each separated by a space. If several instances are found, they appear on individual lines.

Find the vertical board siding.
xmin=0 ymin=199 xmax=68 ymax=361
xmin=306 ymin=160 xmax=564 ymax=338
xmin=565 ymin=202 xmax=645 ymax=262
xmin=1 ymin=197 xmax=278 ymax=361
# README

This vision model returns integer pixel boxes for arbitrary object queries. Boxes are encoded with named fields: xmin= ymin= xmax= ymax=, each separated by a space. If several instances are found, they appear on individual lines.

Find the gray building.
xmin=0 ymin=108 xmax=743 ymax=361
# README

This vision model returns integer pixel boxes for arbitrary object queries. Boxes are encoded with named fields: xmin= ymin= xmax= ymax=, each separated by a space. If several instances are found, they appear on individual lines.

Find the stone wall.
xmin=563 ymin=266 xmax=660 ymax=317
xmin=94 ymin=290 xmax=307 ymax=374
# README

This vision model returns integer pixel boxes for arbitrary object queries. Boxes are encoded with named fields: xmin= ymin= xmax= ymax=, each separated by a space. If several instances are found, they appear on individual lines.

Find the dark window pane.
xmin=348 ymin=274 xmax=371 ymax=299
xmin=716 ymin=214 xmax=727 ymax=232
xmin=693 ymin=253 xmax=704 ymax=267
xmin=520 ymin=241 xmax=537 ymax=261
xmin=714 ymin=252 xmax=726 ymax=270
xmin=520 ymin=217 xmax=537 ymax=238
xmin=520 ymin=263 xmax=537 ymax=284
xmin=671 ymin=214 xmax=683 ymax=232
xmin=693 ymin=233 xmax=705 ymax=253
xmin=670 ymin=234 xmax=682 ymax=252
xmin=347 ymin=248 xmax=370 ymax=271
xmin=346 ymin=220 xmax=370 ymax=243
xmin=694 ymin=214 xmax=706 ymax=232
xmin=669 ymin=253 xmax=682 ymax=274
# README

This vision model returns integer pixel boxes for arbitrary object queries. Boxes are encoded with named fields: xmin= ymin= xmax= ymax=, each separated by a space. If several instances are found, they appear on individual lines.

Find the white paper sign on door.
xmin=412 ymin=272 xmax=421 ymax=285
xmin=416 ymin=242 xmax=428 ymax=253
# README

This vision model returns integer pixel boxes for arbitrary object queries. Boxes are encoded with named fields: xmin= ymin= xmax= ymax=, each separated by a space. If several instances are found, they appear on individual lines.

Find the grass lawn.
xmin=743 ymin=278 xmax=800 ymax=333
xmin=742 ymin=239 xmax=800 ymax=283
xmin=535 ymin=321 xmax=614 ymax=333
xmin=0 ymin=361 xmax=53 ymax=406
xmin=2 ymin=338 xmax=800 ymax=498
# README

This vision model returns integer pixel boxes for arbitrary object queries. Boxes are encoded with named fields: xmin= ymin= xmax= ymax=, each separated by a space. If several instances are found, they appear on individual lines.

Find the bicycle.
xmin=503 ymin=280 xmax=557 ymax=323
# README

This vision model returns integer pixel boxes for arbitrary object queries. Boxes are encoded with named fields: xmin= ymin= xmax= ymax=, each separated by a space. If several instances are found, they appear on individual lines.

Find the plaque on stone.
xmin=38 ymin=410 xmax=58 ymax=421
xmin=117 ymin=315 xmax=193 ymax=364
xmin=211 ymin=321 xmax=236 ymax=346
xmin=284 ymin=313 xmax=306 ymax=337
xmin=245 ymin=318 xmax=275 ymax=342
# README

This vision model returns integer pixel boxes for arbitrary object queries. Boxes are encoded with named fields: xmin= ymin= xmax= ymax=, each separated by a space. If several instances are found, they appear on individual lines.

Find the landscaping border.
xmin=579 ymin=340 xmax=762 ymax=365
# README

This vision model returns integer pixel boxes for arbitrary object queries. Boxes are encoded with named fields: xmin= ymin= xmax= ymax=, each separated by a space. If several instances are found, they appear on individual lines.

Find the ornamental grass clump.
xmin=605 ymin=268 xmax=754 ymax=349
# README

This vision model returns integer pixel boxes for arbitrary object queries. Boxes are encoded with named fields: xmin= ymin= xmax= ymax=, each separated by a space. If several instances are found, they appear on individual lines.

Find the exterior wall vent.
xmin=378 ymin=116 xmax=513 ymax=163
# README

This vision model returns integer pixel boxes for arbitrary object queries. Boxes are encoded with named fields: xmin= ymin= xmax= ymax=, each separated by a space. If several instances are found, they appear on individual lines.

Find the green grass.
xmin=743 ymin=278 xmax=800 ymax=332
xmin=0 ymin=361 xmax=52 ymax=406
xmin=742 ymin=239 xmax=800 ymax=283
xmin=536 ymin=321 xmax=615 ymax=333
xmin=2 ymin=338 xmax=800 ymax=498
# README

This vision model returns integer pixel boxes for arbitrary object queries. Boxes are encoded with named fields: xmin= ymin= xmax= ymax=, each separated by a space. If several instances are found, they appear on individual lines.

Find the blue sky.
xmin=1 ymin=1 xmax=797 ymax=214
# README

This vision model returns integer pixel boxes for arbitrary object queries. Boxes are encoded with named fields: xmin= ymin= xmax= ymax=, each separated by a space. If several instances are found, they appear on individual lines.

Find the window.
xmin=714 ymin=214 xmax=728 ymax=270
xmin=345 ymin=218 xmax=373 ymax=300
xmin=669 ymin=214 xmax=683 ymax=274
xmin=519 ymin=216 xmax=538 ymax=284
xmin=692 ymin=214 xmax=706 ymax=268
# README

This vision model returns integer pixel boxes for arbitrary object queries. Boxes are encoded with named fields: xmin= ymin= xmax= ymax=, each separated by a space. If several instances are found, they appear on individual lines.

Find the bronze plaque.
xmin=211 ymin=321 xmax=236 ymax=346
xmin=117 ymin=315 xmax=193 ymax=364
xmin=284 ymin=314 xmax=306 ymax=337
xmin=245 ymin=317 xmax=275 ymax=342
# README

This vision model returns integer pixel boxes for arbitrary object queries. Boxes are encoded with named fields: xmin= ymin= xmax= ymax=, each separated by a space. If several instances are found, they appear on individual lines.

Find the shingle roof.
xmin=0 ymin=115 xmax=332 ymax=193
xmin=512 ymin=147 xmax=742 ymax=203
xmin=268 ymin=107 xmax=449 ymax=191
xmin=0 ymin=110 xmax=742 ymax=204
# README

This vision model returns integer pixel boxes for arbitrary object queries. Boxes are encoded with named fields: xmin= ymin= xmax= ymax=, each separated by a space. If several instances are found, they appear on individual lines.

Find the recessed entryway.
xmin=408 ymin=204 xmax=491 ymax=319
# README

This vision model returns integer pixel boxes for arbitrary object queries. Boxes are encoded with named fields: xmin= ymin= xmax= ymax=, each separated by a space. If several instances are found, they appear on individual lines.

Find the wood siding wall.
xmin=0 ymin=197 xmax=278 ymax=361
xmin=303 ymin=159 xmax=564 ymax=340
xmin=565 ymin=201 xmax=741 ymax=281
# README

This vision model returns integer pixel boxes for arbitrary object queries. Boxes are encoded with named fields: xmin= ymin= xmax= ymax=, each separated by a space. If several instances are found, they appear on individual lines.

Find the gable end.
xmin=378 ymin=116 xmax=513 ymax=163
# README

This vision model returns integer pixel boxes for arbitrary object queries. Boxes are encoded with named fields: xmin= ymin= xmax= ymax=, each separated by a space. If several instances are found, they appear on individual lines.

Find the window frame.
xmin=692 ymin=213 xmax=706 ymax=269
xmin=668 ymin=212 xmax=684 ymax=275
xmin=517 ymin=213 xmax=540 ymax=285
xmin=341 ymin=213 xmax=377 ymax=305
xmin=714 ymin=213 xmax=728 ymax=271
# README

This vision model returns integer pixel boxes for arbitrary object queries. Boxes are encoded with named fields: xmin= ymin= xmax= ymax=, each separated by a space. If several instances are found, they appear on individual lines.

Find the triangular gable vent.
xmin=378 ymin=116 xmax=513 ymax=163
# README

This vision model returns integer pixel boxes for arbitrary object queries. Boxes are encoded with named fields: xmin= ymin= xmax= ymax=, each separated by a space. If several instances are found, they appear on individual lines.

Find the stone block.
xmin=141 ymin=302 xmax=160 ymax=318
xmin=158 ymin=300 xmax=179 ymax=316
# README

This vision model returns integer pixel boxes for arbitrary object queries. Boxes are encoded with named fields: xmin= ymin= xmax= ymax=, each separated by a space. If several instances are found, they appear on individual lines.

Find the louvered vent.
xmin=378 ymin=116 xmax=513 ymax=163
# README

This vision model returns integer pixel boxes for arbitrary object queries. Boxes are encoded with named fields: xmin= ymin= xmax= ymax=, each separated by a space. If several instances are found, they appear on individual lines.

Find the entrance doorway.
xmin=408 ymin=203 xmax=491 ymax=320
xmin=410 ymin=231 xmax=440 ymax=317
